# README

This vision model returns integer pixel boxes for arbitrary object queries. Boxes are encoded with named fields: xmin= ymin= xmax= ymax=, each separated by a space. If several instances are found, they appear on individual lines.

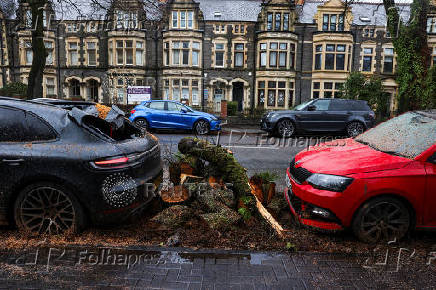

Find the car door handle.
xmin=2 ymin=159 xmax=24 ymax=166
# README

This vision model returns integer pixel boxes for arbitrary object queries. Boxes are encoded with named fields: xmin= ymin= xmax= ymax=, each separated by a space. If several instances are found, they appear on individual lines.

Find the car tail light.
xmin=91 ymin=157 xmax=130 ymax=169
xmin=130 ymin=109 xmax=136 ymax=115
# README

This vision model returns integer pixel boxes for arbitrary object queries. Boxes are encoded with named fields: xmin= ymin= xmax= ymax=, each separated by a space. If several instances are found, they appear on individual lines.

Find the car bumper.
xmin=284 ymin=168 xmax=344 ymax=232
xmin=260 ymin=118 xmax=276 ymax=132
xmin=210 ymin=120 xmax=222 ymax=131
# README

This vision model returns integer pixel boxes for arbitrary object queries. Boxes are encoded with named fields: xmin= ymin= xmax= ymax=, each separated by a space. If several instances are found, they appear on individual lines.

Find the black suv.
xmin=260 ymin=99 xmax=375 ymax=137
xmin=0 ymin=97 xmax=162 ymax=234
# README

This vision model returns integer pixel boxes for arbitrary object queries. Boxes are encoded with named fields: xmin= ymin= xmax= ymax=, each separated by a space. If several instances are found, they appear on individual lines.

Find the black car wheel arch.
xmin=13 ymin=181 xmax=86 ymax=235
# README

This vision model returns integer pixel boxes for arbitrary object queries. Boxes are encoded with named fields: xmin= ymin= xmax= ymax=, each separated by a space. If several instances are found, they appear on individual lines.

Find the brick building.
xmin=0 ymin=0 xmax=435 ymax=113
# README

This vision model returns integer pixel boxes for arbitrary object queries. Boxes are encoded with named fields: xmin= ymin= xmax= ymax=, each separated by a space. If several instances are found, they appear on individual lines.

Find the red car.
xmin=285 ymin=111 xmax=436 ymax=243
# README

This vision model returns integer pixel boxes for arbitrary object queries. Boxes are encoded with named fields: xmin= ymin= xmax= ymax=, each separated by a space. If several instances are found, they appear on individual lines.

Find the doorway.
xmin=232 ymin=82 xmax=244 ymax=112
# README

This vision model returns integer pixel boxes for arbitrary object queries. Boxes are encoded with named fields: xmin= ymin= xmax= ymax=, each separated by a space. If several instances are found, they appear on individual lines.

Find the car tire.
xmin=194 ymin=120 xmax=210 ymax=135
xmin=134 ymin=118 xmax=149 ymax=130
xmin=275 ymin=119 xmax=295 ymax=138
xmin=347 ymin=121 xmax=364 ymax=137
xmin=14 ymin=182 xmax=86 ymax=235
xmin=352 ymin=197 xmax=411 ymax=243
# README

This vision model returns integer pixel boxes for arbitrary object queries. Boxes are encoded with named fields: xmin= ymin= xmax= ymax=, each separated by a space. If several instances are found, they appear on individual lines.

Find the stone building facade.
xmin=0 ymin=0 xmax=435 ymax=112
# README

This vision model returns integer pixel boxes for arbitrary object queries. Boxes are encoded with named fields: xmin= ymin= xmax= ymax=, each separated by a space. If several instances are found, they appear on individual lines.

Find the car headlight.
xmin=306 ymin=174 xmax=354 ymax=192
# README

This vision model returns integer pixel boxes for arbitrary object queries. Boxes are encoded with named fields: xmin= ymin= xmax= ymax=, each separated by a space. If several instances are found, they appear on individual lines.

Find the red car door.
xmin=424 ymin=152 xmax=436 ymax=227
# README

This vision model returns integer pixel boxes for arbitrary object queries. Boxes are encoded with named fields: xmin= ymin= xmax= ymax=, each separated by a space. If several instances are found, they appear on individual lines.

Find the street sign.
xmin=127 ymin=86 xmax=152 ymax=104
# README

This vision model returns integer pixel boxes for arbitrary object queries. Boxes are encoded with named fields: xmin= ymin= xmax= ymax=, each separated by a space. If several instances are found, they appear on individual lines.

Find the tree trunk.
xmin=26 ymin=0 xmax=47 ymax=100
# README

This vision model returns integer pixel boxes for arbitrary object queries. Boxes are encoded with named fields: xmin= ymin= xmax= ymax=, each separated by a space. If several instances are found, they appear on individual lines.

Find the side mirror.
xmin=181 ymin=108 xmax=187 ymax=113
xmin=307 ymin=105 xmax=316 ymax=111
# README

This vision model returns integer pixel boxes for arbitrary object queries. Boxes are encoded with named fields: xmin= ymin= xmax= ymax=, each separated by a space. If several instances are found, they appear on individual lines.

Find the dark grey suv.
xmin=260 ymin=99 xmax=375 ymax=137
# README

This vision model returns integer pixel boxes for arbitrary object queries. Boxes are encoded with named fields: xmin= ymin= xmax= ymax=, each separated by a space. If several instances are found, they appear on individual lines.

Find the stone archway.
xmin=229 ymin=78 xmax=250 ymax=112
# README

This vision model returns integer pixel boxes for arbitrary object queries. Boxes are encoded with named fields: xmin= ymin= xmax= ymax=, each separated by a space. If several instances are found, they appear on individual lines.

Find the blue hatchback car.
xmin=129 ymin=100 xmax=221 ymax=135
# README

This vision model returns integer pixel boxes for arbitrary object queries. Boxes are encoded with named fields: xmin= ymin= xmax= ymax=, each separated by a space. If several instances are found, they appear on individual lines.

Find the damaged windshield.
xmin=355 ymin=112 xmax=436 ymax=159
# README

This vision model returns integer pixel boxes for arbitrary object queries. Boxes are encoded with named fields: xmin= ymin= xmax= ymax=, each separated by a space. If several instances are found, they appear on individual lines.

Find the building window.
xmin=115 ymin=10 xmax=138 ymax=29
xmin=289 ymin=81 xmax=294 ymax=108
xmin=25 ymin=41 xmax=33 ymax=65
xmin=170 ymin=41 xmax=200 ymax=67
xmin=267 ymin=13 xmax=273 ymax=31
xmin=136 ymin=42 xmax=143 ymax=66
xmin=215 ymin=43 xmax=225 ymax=67
xmin=313 ymin=82 xmax=320 ymax=99
xmin=258 ymin=81 xmax=265 ymax=107
xmin=322 ymin=14 xmax=344 ymax=31
xmin=267 ymin=81 xmax=276 ymax=106
xmin=260 ymin=43 xmax=267 ymax=67
xmin=315 ymin=45 xmax=322 ymax=70
xmin=87 ymin=42 xmax=97 ymax=66
xmin=427 ymin=17 xmax=436 ymax=33
xmin=165 ymin=78 xmax=200 ymax=105
xmin=283 ymin=13 xmax=289 ymax=31
xmin=68 ymin=42 xmax=79 ymax=66
xmin=44 ymin=41 xmax=54 ymax=65
xmin=362 ymin=47 xmax=373 ymax=72
xmin=234 ymin=43 xmax=245 ymax=67
xmin=315 ymin=44 xmax=347 ymax=71
xmin=383 ymin=48 xmax=394 ymax=73
xmin=275 ymin=13 xmax=281 ymax=31
xmin=259 ymin=42 xmax=295 ymax=69
xmin=46 ymin=77 xmax=55 ymax=96
xmin=70 ymin=79 xmax=81 ymax=97
xmin=25 ymin=10 xmax=32 ymax=27
xmin=126 ymin=41 xmax=133 ymax=65
xmin=233 ymin=24 xmax=245 ymax=35
xmin=363 ymin=28 xmax=376 ymax=38
xmin=172 ymin=11 xmax=194 ymax=29
xmin=117 ymin=41 xmax=124 ymax=65
xmin=214 ymin=24 xmax=226 ymax=33
xmin=265 ymin=81 xmax=286 ymax=107
xmin=164 ymin=42 xmax=169 ymax=66
xmin=268 ymin=42 xmax=288 ymax=68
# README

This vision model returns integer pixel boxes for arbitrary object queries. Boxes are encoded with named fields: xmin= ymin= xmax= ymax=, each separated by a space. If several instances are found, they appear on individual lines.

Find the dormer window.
xmin=359 ymin=16 xmax=371 ymax=23
xmin=267 ymin=12 xmax=290 ymax=31
xmin=172 ymin=10 xmax=194 ymax=29
xmin=322 ymin=14 xmax=344 ymax=31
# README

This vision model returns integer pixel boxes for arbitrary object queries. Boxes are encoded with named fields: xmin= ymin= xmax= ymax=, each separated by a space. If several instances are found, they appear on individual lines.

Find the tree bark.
xmin=26 ymin=0 xmax=47 ymax=100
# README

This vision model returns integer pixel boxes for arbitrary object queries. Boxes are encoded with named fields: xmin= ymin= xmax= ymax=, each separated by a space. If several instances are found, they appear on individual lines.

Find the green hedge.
xmin=0 ymin=82 xmax=28 ymax=98
xmin=227 ymin=101 xmax=238 ymax=116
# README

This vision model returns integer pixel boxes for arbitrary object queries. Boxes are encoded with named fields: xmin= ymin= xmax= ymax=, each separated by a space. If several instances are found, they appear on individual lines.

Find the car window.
xmin=0 ymin=107 xmax=56 ymax=142
xmin=329 ymin=100 xmax=352 ymax=111
xmin=149 ymin=102 xmax=165 ymax=110
xmin=312 ymin=99 xmax=330 ymax=111
xmin=167 ymin=102 xmax=182 ymax=112
xmin=429 ymin=152 xmax=436 ymax=164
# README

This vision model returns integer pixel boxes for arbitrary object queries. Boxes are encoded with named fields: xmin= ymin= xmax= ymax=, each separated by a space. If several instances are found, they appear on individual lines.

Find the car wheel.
xmin=134 ymin=118 xmax=149 ymax=130
xmin=347 ymin=121 xmax=364 ymax=137
xmin=194 ymin=120 xmax=210 ymax=135
xmin=352 ymin=197 xmax=411 ymax=243
xmin=14 ymin=182 xmax=85 ymax=235
xmin=276 ymin=119 xmax=294 ymax=137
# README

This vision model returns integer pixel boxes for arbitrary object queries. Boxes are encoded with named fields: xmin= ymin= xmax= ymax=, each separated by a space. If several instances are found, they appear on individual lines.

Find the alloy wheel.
xmin=357 ymin=200 xmax=410 ymax=243
xmin=134 ymin=118 xmax=148 ymax=129
xmin=17 ymin=187 xmax=76 ymax=235
xmin=195 ymin=120 xmax=209 ymax=135
xmin=347 ymin=122 xmax=364 ymax=137
xmin=277 ymin=119 xmax=294 ymax=137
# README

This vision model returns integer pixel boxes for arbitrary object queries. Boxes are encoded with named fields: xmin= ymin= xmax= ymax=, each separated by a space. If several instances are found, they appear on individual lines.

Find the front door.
xmin=232 ymin=82 xmax=244 ymax=112
xmin=297 ymin=99 xmax=331 ymax=132
xmin=214 ymin=89 xmax=223 ymax=113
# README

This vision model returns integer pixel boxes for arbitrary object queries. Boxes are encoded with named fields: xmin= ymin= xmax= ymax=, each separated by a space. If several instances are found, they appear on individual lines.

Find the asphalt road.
xmin=154 ymin=131 xmax=311 ymax=189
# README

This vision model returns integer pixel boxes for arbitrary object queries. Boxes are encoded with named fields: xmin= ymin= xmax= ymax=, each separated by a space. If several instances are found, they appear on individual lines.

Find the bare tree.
xmin=0 ymin=0 xmax=17 ymax=19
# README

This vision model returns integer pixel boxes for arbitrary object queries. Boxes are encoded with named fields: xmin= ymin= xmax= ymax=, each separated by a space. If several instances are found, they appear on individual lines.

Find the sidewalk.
xmin=1 ymin=246 xmax=434 ymax=289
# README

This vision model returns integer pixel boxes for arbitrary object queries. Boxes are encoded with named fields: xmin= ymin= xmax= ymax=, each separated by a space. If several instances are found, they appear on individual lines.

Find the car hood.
xmin=295 ymin=138 xmax=412 ymax=176
xmin=192 ymin=110 xmax=218 ymax=119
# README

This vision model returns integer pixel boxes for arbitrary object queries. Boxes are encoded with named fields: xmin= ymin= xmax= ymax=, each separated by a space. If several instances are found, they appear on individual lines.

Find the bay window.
xmin=258 ymin=81 xmax=265 ymax=106
xmin=164 ymin=78 xmax=201 ymax=105
xmin=111 ymin=39 xmax=145 ymax=66
xmin=170 ymin=41 xmax=200 ymax=66
xmin=126 ymin=41 xmax=133 ymax=65
xmin=315 ymin=45 xmax=322 ymax=70
xmin=260 ymin=43 xmax=267 ymax=67
xmin=136 ymin=42 xmax=143 ymax=66
xmin=314 ymin=43 xmax=349 ymax=71
xmin=259 ymin=41 xmax=295 ymax=69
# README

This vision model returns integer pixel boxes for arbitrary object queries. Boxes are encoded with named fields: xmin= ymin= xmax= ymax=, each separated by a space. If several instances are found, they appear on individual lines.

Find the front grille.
xmin=289 ymin=159 xmax=312 ymax=184
xmin=290 ymin=194 xmax=303 ymax=216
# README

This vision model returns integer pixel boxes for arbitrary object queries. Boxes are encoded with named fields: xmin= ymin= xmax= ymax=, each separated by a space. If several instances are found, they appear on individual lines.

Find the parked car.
xmin=0 ymin=97 xmax=162 ymax=234
xmin=261 ymin=99 xmax=375 ymax=137
xmin=32 ymin=98 xmax=96 ymax=111
xmin=129 ymin=100 xmax=221 ymax=135
xmin=284 ymin=111 xmax=436 ymax=243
